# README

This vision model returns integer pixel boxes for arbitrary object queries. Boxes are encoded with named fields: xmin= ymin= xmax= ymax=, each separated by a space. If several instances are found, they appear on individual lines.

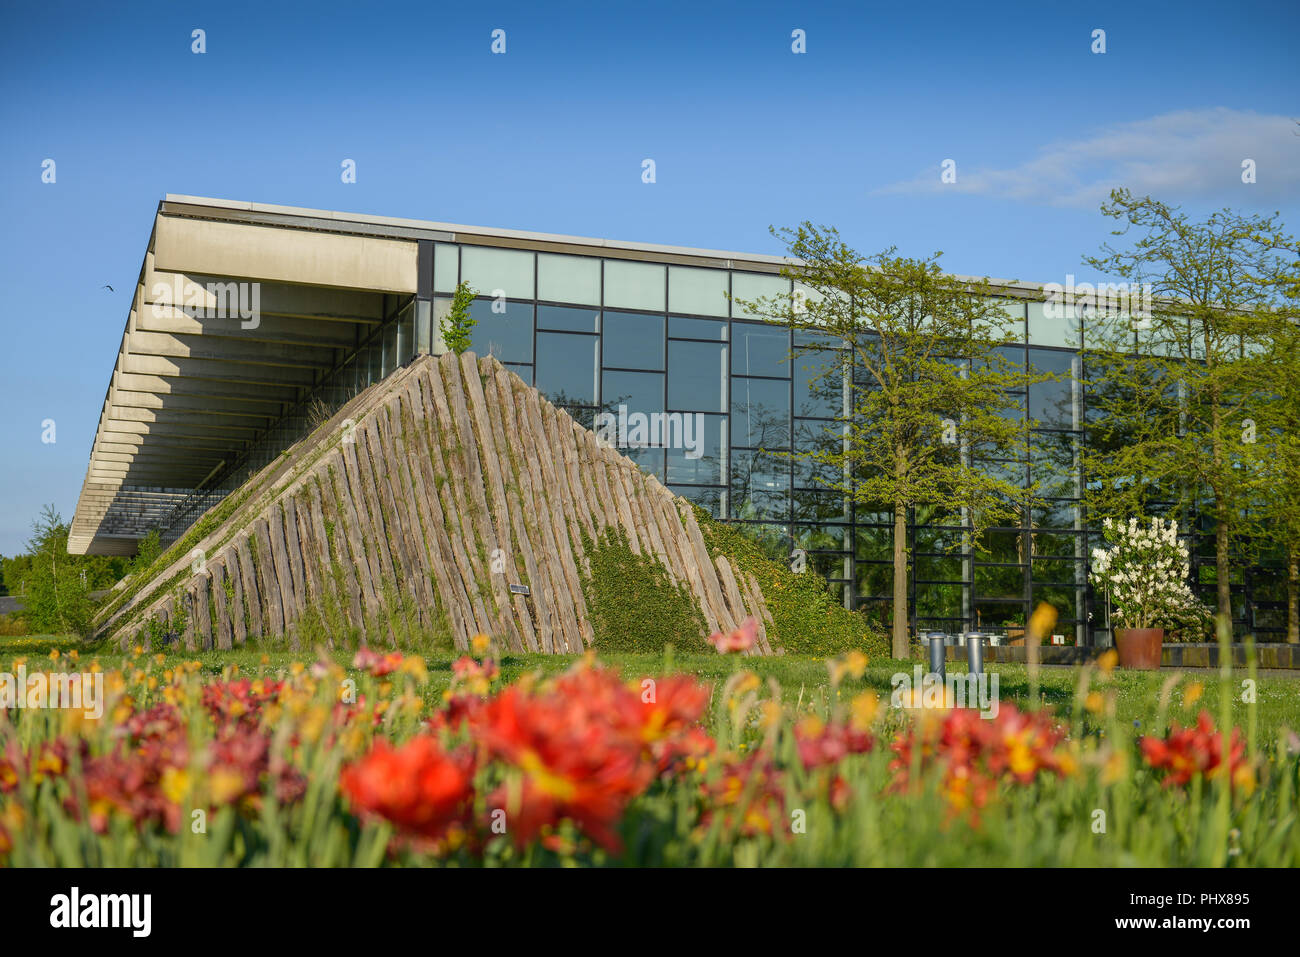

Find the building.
xmin=69 ymin=196 xmax=1285 ymax=644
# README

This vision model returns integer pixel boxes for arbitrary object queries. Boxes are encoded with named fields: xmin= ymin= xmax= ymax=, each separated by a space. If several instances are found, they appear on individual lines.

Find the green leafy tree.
xmin=130 ymin=528 xmax=163 ymax=578
xmin=1256 ymin=269 xmax=1300 ymax=642
xmin=742 ymin=224 xmax=1054 ymax=657
xmin=20 ymin=505 xmax=94 ymax=636
xmin=1082 ymin=190 xmax=1294 ymax=625
xmin=441 ymin=281 xmax=478 ymax=356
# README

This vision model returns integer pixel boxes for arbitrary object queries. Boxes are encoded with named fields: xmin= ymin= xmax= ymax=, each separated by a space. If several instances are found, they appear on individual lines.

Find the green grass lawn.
xmin=6 ymin=632 xmax=1297 ymax=740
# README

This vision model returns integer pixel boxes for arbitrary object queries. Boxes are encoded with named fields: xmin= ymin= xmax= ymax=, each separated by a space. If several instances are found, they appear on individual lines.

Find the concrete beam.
xmin=133 ymin=305 xmax=364 ymax=349
xmin=114 ymin=372 xmax=300 ymax=405
xmin=153 ymin=215 xmax=417 ymax=294
xmin=143 ymin=262 xmax=388 ymax=323
xmin=107 ymin=405 xmax=272 ymax=428
xmin=109 ymin=389 xmax=281 ymax=418
xmin=125 ymin=331 xmax=340 ymax=370
xmin=120 ymin=354 xmax=321 ymax=387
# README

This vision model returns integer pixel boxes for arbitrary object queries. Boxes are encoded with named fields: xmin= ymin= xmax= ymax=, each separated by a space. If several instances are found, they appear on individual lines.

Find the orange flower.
xmin=340 ymin=736 xmax=475 ymax=845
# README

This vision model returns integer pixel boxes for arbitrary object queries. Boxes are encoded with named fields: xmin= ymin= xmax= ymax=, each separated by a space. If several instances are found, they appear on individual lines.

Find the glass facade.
xmin=434 ymin=241 xmax=1284 ymax=643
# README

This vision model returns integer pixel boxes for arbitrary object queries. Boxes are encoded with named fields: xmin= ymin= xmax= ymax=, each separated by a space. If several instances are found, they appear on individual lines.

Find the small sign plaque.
xmin=508 ymin=583 xmax=530 ymax=596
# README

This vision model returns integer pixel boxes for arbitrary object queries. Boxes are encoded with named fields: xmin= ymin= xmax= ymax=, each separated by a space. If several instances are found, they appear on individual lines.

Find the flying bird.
xmin=102 ymin=284 xmax=114 ymax=292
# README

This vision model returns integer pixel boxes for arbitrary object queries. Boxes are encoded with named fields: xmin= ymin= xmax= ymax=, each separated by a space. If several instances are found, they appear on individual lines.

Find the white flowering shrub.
xmin=1088 ymin=516 xmax=1213 ymax=639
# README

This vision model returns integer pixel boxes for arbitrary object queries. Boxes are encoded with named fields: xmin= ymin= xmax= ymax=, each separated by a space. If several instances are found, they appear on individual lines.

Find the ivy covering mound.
xmin=695 ymin=510 xmax=888 ymax=659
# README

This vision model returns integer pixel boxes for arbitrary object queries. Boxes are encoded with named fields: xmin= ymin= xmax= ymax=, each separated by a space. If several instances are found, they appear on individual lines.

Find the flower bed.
xmin=0 ymin=638 xmax=1296 ymax=867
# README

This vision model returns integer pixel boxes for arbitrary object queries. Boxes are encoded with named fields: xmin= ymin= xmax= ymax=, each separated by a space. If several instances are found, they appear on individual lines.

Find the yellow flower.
xmin=209 ymin=768 xmax=246 ymax=805
xmin=132 ymin=645 xmax=143 ymax=657
xmin=160 ymin=767 xmax=191 ymax=805
xmin=1183 ymin=682 xmax=1203 ymax=709
xmin=399 ymin=655 xmax=428 ymax=683
xmin=1028 ymin=603 xmax=1058 ymax=642
xmin=797 ymin=714 xmax=825 ymax=738
xmin=1101 ymin=749 xmax=1126 ymax=785
xmin=1232 ymin=764 xmax=1256 ymax=797
xmin=850 ymin=692 xmax=879 ymax=730
xmin=260 ymin=654 xmax=271 ymax=666
xmin=48 ymin=649 xmax=60 ymax=661
xmin=290 ymin=662 xmax=305 ymax=677
xmin=732 ymin=672 xmax=760 ymax=697
xmin=471 ymin=633 xmax=492 ymax=657
xmin=1097 ymin=649 xmax=1119 ymax=675
xmin=68 ymin=649 xmax=79 ymax=660
xmin=1084 ymin=691 xmax=1104 ymax=714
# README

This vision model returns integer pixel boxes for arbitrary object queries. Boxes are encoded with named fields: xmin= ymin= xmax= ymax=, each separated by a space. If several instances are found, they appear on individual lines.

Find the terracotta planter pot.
xmin=1115 ymin=627 xmax=1164 ymax=670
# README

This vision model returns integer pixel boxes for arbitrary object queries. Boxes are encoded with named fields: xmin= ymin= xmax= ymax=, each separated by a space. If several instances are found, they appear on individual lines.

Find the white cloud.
xmin=875 ymin=108 xmax=1300 ymax=207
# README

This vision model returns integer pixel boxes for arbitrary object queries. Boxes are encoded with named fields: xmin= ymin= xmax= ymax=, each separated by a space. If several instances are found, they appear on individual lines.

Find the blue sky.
xmin=1 ymin=0 xmax=1296 ymax=556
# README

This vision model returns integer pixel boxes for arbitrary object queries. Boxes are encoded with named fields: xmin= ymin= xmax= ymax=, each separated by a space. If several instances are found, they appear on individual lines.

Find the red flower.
xmin=340 ymin=736 xmax=475 ymax=845
xmin=1140 ymin=711 xmax=1252 ymax=791
xmin=352 ymin=647 xmax=404 ymax=677
xmin=889 ymin=704 xmax=1072 ymax=818
xmin=472 ymin=682 xmax=655 ymax=853
xmin=794 ymin=717 xmax=874 ymax=770
xmin=201 ymin=679 xmax=283 ymax=730
xmin=698 ymin=753 xmax=788 ymax=839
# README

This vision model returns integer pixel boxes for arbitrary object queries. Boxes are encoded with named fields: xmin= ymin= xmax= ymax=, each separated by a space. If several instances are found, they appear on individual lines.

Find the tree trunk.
xmin=1288 ymin=544 xmax=1299 ymax=645
xmin=1215 ymin=503 xmax=1231 ymax=625
xmin=892 ymin=500 xmax=909 ymax=658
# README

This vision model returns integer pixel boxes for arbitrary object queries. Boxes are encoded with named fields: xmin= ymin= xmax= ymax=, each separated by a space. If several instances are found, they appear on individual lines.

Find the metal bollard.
xmin=966 ymin=633 xmax=985 ymax=676
xmin=926 ymin=632 xmax=946 ymax=681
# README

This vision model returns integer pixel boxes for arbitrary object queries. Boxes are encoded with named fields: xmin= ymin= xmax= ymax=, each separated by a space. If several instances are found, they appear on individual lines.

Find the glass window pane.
xmin=537 ymin=305 xmax=599 ymax=332
xmin=537 ymin=252 xmax=600 ymax=305
xmin=1028 ymin=300 xmax=1082 ymax=349
xmin=469 ymin=299 xmax=533 ymax=363
xmin=666 ymin=413 xmax=726 ymax=485
xmin=460 ymin=246 xmax=534 ymax=301
xmin=794 ymin=523 xmax=849 ymax=551
xmin=670 ymin=484 xmax=723 ymax=518
xmin=535 ymin=332 xmax=598 ymax=406
xmin=669 ymin=265 xmax=729 ymax=317
xmin=793 ymin=349 xmax=843 ymax=418
xmin=1030 ymin=431 xmax=1078 ymax=500
xmin=987 ymin=298 xmax=1026 ymax=342
xmin=621 ymin=445 xmax=664 ymax=479
xmin=1028 ymin=348 xmax=1080 ymax=430
xmin=731 ymin=376 xmax=790 ymax=448
xmin=603 ymin=311 xmax=664 ymax=370
xmin=730 ymin=449 xmax=790 ymax=522
xmin=793 ymin=488 xmax=849 ymax=524
xmin=669 ymin=316 xmax=727 ymax=340
xmin=731 ymin=272 xmax=790 ymax=320
xmin=732 ymin=322 xmax=790 ymax=377
xmin=667 ymin=340 xmax=727 ymax=412
xmin=434 ymin=243 xmax=459 ymax=294
xmin=601 ymin=370 xmax=663 ymax=417
xmin=856 ymin=526 xmax=893 ymax=562
xmin=604 ymin=259 xmax=665 ymax=311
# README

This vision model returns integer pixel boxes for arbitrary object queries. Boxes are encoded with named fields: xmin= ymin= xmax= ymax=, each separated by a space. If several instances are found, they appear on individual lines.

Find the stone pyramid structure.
xmin=93 ymin=352 xmax=776 ymax=655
